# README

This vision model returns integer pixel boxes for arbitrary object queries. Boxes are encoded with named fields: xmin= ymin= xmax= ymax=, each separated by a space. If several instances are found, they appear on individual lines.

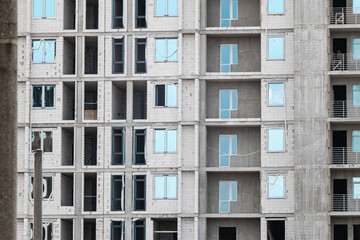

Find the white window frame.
xmin=219 ymin=181 xmax=237 ymax=213
xmin=31 ymin=85 xmax=56 ymax=109
xmin=219 ymin=135 xmax=237 ymax=167
xmin=154 ymin=129 xmax=177 ymax=153
xmin=31 ymin=130 xmax=53 ymax=153
xmin=353 ymin=177 xmax=360 ymax=199
xmin=29 ymin=175 xmax=54 ymax=200
xmin=153 ymin=175 xmax=178 ymax=199
xmin=267 ymin=174 xmax=285 ymax=199
xmin=32 ymin=39 xmax=56 ymax=63
xmin=155 ymin=0 xmax=178 ymax=16
xmin=267 ymin=128 xmax=285 ymax=152
xmin=154 ymin=38 xmax=178 ymax=62
xmin=267 ymin=0 xmax=285 ymax=15
xmin=154 ymin=84 xmax=178 ymax=107
xmin=219 ymin=0 xmax=238 ymax=26
xmin=267 ymin=82 xmax=285 ymax=107
xmin=220 ymin=44 xmax=237 ymax=71
xmin=267 ymin=36 xmax=285 ymax=61
xmin=219 ymin=89 xmax=238 ymax=118
xmin=32 ymin=0 xmax=56 ymax=19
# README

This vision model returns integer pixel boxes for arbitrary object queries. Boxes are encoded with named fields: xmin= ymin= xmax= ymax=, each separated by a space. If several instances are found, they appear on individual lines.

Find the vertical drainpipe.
xmin=0 ymin=0 xmax=17 ymax=239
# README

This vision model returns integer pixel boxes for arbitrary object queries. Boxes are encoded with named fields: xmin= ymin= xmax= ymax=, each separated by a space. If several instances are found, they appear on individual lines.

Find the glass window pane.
xmin=220 ymin=0 xmax=231 ymax=21
xmin=232 ymin=44 xmax=238 ymax=64
xmin=268 ymin=129 xmax=284 ymax=152
xmin=166 ymin=85 xmax=177 ymax=107
xmin=44 ymin=40 xmax=55 ymax=62
xmin=167 ymin=39 xmax=178 ymax=61
xmin=353 ymin=85 xmax=360 ymax=107
xmin=32 ymin=132 xmax=41 ymax=151
xmin=220 ymin=155 xmax=230 ymax=167
xmin=219 ymin=181 xmax=230 ymax=201
xmin=268 ymin=83 xmax=284 ymax=106
xmin=354 ymin=0 xmax=360 ymax=13
xmin=221 ymin=45 xmax=231 ymax=65
xmin=43 ymin=131 xmax=53 ymax=152
xmin=231 ymin=90 xmax=237 ymax=110
xmin=45 ymin=0 xmax=55 ymax=17
xmin=32 ymin=86 xmax=43 ymax=107
xmin=33 ymin=0 xmax=43 ymax=18
xmin=154 ymin=176 xmax=165 ymax=198
xmin=268 ymin=0 xmax=284 ymax=14
xmin=221 ymin=20 xmax=230 ymax=27
xmin=168 ymin=0 xmax=178 ymax=16
xmin=353 ymin=131 xmax=360 ymax=152
xmin=231 ymin=135 xmax=237 ymax=155
xmin=221 ymin=65 xmax=231 ymax=72
xmin=154 ymin=130 xmax=165 ymax=153
xmin=155 ymin=85 xmax=165 ymax=106
xmin=44 ymin=86 xmax=54 ymax=107
xmin=220 ymin=90 xmax=230 ymax=110
xmin=166 ymin=175 xmax=177 ymax=198
xmin=268 ymin=175 xmax=284 ymax=198
xmin=155 ymin=39 xmax=166 ymax=61
xmin=219 ymin=201 xmax=230 ymax=213
xmin=33 ymin=40 xmax=43 ymax=63
xmin=166 ymin=130 xmax=177 ymax=152
xmin=268 ymin=36 xmax=284 ymax=60
xmin=353 ymin=39 xmax=360 ymax=60
xmin=219 ymin=136 xmax=230 ymax=155
xmin=155 ymin=0 xmax=166 ymax=16
xmin=232 ymin=0 xmax=238 ymax=19
xmin=231 ymin=181 xmax=237 ymax=201
xmin=220 ymin=110 xmax=230 ymax=119
xmin=354 ymin=183 xmax=360 ymax=199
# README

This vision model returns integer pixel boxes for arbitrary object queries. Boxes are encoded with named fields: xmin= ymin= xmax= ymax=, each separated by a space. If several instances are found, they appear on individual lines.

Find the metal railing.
xmin=330 ymin=53 xmax=360 ymax=71
xmin=331 ymin=147 xmax=360 ymax=164
xmin=331 ymin=194 xmax=360 ymax=211
xmin=330 ymin=7 xmax=360 ymax=24
xmin=330 ymin=100 xmax=360 ymax=118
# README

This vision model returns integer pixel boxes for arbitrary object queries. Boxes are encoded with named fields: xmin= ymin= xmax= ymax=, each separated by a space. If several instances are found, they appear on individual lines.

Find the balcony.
xmin=331 ymin=147 xmax=360 ymax=164
xmin=330 ymin=53 xmax=360 ymax=72
xmin=330 ymin=7 xmax=360 ymax=25
xmin=331 ymin=194 xmax=360 ymax=211
xmin=331 ymin=100 xmax=360 ymax=118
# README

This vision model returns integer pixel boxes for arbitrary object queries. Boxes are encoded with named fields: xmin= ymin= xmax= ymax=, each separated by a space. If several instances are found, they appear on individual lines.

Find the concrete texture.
xmin=207 ymin=218 xmax=260 ymax=240
xmin=0 ymin=0 xmax=17 ymax=239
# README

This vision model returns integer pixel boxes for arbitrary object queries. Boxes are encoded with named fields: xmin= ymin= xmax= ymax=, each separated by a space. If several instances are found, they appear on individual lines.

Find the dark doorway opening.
xmin=354 ymin=225 xmax=360 ymax=240
xmin=334 ymin=224 xmax=348 ymax=240
xmin=333 ymin=85 xmax=347 ymax=118
xmin=219 ymin=227 xmax=236 ymax=240
xmin=267 ymin=220 xmax=285 ymax=240
xmin=333 ymin=130 xmax=347 ymax=164
xmin=333 ymin=179 xmax=347 ymax=211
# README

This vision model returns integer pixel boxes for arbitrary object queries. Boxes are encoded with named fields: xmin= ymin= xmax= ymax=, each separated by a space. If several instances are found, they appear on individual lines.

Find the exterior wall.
xmin=207 ymin=218 xmax=261 ymax=240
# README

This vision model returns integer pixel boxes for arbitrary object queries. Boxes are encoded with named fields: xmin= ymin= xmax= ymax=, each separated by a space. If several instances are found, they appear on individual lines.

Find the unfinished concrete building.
xmin=15 ymin=0 xmax=360 ymax=239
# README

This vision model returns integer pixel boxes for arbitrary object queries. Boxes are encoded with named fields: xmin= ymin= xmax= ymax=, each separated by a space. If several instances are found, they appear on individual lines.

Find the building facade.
xmin=16 ymin=0 xmax=360 ymax=239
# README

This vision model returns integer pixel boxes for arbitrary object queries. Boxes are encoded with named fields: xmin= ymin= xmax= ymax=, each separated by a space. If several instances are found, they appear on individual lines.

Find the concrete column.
xmin=0 ymin=0 xmax=17 ymax=239
xmin=33 ymin=151 xmax=43 ymax=240
xmin=126 ymin=81 xmax=134 ymax=122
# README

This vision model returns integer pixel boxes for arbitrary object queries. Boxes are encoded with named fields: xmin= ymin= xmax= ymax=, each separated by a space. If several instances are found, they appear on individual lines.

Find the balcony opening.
xmin=332 ymin=38 xmax=347 ymax=71
xmin=83 ymin=219 xmax=96 ymax=240
xmin=333 ymin=0 xmax=346 ymax=7
xmin=64 ymin=0 xmax=76 ymax=29
xmin=61 ymin=219 xmax=73 ymax=240
xmin=267 ymin=220 xmax=285 ymax=240
xmin=334 ymin=224 xmax=347 ymax=240
xmin=61 ymin=127 xmax=74 ymax=166
xmin=333 ymin=130 xmax=347 ymax=164
xmin=85 ymin=37 xmax=98 ymax=74
xmin=333 ymin=85 xmax=347 ymax=118
xmin=112 ymin=82 xmax=126 ymax=120
xmin=61 ymin=173 xmax=74 ymax=206
xmin=63 ymin=37 xmax=76 ymax=75
xmin=354 ymin=225 xmax=360 ymax=239
xmin=84 ymin=127 xmax=97 ymax=166
xmin=84 ymin=82 xmax=97 ymax=120
xmin=219 ymin=227 xmax=236 ymax=240
xmin=333 ymin=179 xmax=347 ymax=211
xmin=153 ymin=219 xmax=177 ymax=240
xmin=86 ymin=0 xmax=98 ymax=29
xmin=63 ymin=82 xmax=75 ymax=120
xmin=133 ymin=81 xmax=147 ymax=119
xmin=84 ymin=174 xmax=97 ymax=211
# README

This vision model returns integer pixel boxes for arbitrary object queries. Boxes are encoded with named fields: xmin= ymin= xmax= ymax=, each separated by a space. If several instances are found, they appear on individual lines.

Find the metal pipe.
xmin=34 ymin=150 xmax=43 ymax=240
xmin=0 ymin=0 xmax=17 ymax=239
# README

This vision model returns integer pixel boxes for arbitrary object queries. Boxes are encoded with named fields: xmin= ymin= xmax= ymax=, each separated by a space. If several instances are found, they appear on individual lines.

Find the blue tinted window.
xmin=232 ymin=0 xmax=238 ymax=19
xmin=44 ymin=40 xmax=55 ymax=62
xmin=154 ymin=176 xmax=165 ymax=198
xmin=353 ymin=131 xmax=360 ymax=152
xmin=268 ymin=175 xmax=285 ymax=198
xmin=33 ymin=0 xmax=43 ymax=18
xmin=220 ymin=0 xmax=237 ymax=27
xmin=166 ymin=130 xmax=177 ymax=152
xmin=166 ymin=85 xmax=177 ymax=107
xmin=354 ymin=0 xmax=360 ymax=13
xmin=268 ymin=36 xmax=284 ymax=60
xmin=166 ymin=175 xmax=177 ymax=198
xmin=232 ymin=43 xmax=238 ymax=64
xmin=220 ymin=90 xmax=230 ymax=110
xmin=221 ymin=45 xmax=231 ymax=65
xmin=231 ymin=135 xmax=237 ymax=155
xmin=219 ymin=181 xmax=230 ymax=201
xmin=268 ymin=128 xmax=284 ymax=152
xmin=354 ymin=178 xmax=360 ymax=199
xmin=219 ymin=136 xmax=230 ymax=167
xmin=45 ymin=0 xmax=55 ymax=17
xmin=219 ymin=90 xmax=237 ymax=118
xmin=268 ymin=83 xmax=284 ymax=106
xmin=268 ymin=0 xmax=284 ymax=14
xmin=220 ymin=44 xmax=237 ymax=72
xmin=154 ymin=130 xmax=165 ymax=153
xmin=219 ymin=181 xmax=237 ymax=213
xmin=353 ymin=39 xmax=360 ymax=60
xmin=167 ymin=39 xmax=178 ymax=61
xmin=155 ymin=0 xmax=166 ymax=16
xmin=155 ymin=39 xmax=166 ymax=61
xmin=231 ymin=181 xmax=237 ymax=201
xmin=168 ymin=0 xmax=178 ymax=16
xmin=33 ymin=40 xmax=43 ymax=63
xmin=231 ymin=90 xmax=237 ymax=109
xmin=353 ymin=85 xmax=360 ymax=107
